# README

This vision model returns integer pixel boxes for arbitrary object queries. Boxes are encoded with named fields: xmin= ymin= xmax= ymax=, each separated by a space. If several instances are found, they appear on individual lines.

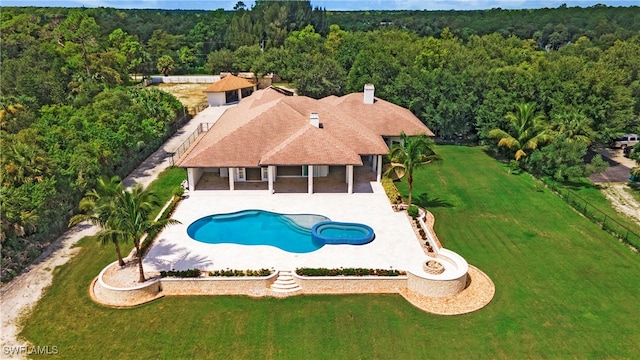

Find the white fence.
xmin=151 ymin=76 xmax=221 ymax=84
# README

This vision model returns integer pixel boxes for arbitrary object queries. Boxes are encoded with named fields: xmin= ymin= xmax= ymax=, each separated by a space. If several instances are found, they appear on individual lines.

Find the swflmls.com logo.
xmin=3 ymin=346 xmax=59 ymax=355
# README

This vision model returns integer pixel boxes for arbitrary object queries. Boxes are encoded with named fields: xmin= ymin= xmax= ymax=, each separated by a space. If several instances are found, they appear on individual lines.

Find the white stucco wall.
xmin=206 ymin=92 xmax=227 ymax=107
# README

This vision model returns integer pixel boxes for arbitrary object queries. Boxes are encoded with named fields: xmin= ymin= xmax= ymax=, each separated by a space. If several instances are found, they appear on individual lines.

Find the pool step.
xmin=270 ymin=270 xmax=302 ymax=293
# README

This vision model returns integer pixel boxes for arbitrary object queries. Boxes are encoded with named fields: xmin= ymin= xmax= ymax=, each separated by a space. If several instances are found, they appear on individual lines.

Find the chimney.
xmin=364 ymin=84 xmax=375 ymax=104
xmin=310 ymin=112 xmax=320 ymax=128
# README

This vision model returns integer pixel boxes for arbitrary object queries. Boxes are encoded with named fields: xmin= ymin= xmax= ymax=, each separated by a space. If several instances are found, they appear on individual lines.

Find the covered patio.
xmin=192 ymin=157 xmax=381 ymax=193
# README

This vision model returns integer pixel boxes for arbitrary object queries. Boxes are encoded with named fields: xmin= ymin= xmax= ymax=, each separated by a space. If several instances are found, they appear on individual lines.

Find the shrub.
xmin=408 ymin=205 xmax=419 ymax=218
xmin=208 ymin=269 xmax=272 ymax=277
xmin=295 ymin=268 xmax=406 ymax=276
xmin=160 ymin=268 xmax=201 ymax=278
xmin=381 ymin=177 xmax=402 ymax=204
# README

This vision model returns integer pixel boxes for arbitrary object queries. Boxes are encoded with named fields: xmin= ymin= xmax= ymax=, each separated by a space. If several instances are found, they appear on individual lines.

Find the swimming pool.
xmin=186 ymin=210 xmax=375 ymax=253
xmin=187 ymin=210 xmax=330 ymax=253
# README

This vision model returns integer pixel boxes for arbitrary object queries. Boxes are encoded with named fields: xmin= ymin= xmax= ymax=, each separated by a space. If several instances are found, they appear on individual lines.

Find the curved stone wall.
xmin=92 ymin=261 xmax=163 ymax=307
xmin=92 ymin=261 xmax=278 ymax=307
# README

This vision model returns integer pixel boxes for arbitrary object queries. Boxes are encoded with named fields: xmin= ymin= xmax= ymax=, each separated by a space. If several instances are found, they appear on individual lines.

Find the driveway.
xmin=588 ymin=148 xmax=635 ymax=183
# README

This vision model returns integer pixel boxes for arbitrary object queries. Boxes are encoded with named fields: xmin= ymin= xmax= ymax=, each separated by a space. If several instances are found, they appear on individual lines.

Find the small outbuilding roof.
xmin=203 ymin=74 xmax=255 ymax=93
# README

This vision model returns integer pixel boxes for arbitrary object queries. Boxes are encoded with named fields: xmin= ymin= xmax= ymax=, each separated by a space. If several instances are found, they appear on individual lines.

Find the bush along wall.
xmin=296 ymin=268 xmax=406 ymax=276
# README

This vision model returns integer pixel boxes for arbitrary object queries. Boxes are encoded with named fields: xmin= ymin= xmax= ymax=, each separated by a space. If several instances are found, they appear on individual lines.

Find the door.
xmin=261 ymin=167 xmax=269 ymax=181
xmin=235 ymin=167 xmax=246 ymax=182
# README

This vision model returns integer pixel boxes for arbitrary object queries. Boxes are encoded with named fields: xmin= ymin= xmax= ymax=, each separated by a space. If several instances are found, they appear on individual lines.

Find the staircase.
xmin=269 ymin=270 xmax=302 ymax=295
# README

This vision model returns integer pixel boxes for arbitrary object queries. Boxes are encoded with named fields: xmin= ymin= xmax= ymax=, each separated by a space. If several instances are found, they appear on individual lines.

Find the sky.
xmin=2 ymin=0 xmax=637 ymax=11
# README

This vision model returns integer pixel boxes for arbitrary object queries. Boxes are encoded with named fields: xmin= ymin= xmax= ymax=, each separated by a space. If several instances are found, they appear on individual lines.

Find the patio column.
xmin=347 ymin=165 xmax=354 ymax=194
xmin=376 ymin=155 xmax=383 ymax=182
xmin=268 ymin=165 xmax=274 ymax=194
xmin=237 ymin=88 xmax=242 ymax=102
xmin=187 ymin=168 xmax=195 ymax=192
xmin=308 ymin=165 xmax=314 ymax=194
xmin=228 ymin=167 xmax=235 ymax=191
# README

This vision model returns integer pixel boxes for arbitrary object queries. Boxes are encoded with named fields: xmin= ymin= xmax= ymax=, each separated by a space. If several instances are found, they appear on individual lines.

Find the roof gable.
xmin=203 ymin=74 xmax=255 ymax=93
xmin=261 ymin=125 xmax=363 ymax=166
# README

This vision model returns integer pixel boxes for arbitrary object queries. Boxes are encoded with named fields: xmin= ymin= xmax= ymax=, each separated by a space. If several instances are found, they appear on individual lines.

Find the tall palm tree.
xmin=111 ymin=184 xmax=179 ymax=283
xmin=69 ymin=176 xmax=127 ymax=266
xmin=488 ymin=102 xmax=551 ymax=161
xmin=386 ymin=132 xmax=441 ymax=208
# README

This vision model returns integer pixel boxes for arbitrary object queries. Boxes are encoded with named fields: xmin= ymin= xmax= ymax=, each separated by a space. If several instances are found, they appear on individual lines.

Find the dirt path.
xmin=0 ymin=106 xmax=229 ymax=358
xmin=600 ymin=183 xmax=640 ymax=226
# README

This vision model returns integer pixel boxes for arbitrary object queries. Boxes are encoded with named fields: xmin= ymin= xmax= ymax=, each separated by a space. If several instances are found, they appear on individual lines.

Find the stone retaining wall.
xmin=93 ymin=277 xmax=162 ymax=307
xmin=406 ymin=271 xmax=468 ymax=298
xmin=160 ymin=273 xmax=277 ymax=297
xmin=293 ymin=274 xmax=407 ymax=294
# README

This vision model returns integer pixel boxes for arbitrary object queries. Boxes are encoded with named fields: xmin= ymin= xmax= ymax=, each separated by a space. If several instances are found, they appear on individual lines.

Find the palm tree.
xmin=69 ymin=176 xmax=127 ymax=266
xmin=386 ymin=132 xmax=441 ymax=208
xmin=551 ymin=111 xmax=594 ymax=145
xmin=111 ymin=184 xmax=179 ymax=283
xmin=488 ymin=103 xmax=551 ymax=161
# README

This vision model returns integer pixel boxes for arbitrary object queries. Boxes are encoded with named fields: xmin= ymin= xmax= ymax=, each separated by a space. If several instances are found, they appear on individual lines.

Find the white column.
xmin=308 ymin=165 xmax=314 ymax=194
xmin=228 ymin=167 xmax=235 ymax=191
xmin=372 ymin=155 xmax=377 ymax=171
xmin=376 ymin=155 xmax=383 ymax=182
xmin=347 ymin=165 xmax=354 ymax=194
xmin=187 ymin=168 xmax=195 ymax=192
xmin=268 ymin=165 xmax=274 ymax=193
xmin=237 ymin=88 xmax=242 ymax=102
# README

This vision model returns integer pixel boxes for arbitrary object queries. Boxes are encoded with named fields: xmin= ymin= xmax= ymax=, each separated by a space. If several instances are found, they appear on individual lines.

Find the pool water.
xmin=187 ymin=210 xmax=330 ymax=253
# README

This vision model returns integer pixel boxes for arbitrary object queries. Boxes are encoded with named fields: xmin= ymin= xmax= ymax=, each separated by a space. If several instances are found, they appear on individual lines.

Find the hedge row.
xmin=296 ymin=268 xmax=406 ymax=277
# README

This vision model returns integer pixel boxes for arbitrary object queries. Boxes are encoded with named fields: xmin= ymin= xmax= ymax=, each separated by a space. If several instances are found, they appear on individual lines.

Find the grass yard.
xmin=155 ymin=83 xmax=209 ymax=112
xmin=21 ymin=147 xmax=640 ymax=359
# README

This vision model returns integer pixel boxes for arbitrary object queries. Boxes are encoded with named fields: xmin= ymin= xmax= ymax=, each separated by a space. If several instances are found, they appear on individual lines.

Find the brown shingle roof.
xmin=203 ymin=74 xmax=255 ymax=93
xmin=261 ymin=125 xmax=363 ymax=166
xmin=332 ymin=93 xmax=435 ymax=137
xmin=178 ymin=87 xmax=433 ymax=168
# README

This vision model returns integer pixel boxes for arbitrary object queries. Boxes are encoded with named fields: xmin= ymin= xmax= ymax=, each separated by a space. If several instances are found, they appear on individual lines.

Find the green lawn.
xmin=21 ymin=147 xmax=640 ymax=359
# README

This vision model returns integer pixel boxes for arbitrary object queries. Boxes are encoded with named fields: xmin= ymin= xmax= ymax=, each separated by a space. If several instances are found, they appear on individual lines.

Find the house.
xmin=179 ymin=84 xmax=433 ymax=194
xmin=203 ymin=74 xmax=257 ymax=106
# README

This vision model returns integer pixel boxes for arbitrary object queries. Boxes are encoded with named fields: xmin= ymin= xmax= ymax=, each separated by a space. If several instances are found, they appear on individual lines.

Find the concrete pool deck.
xmin=144 ymin=182 xmax=431 ymax=275
xmin=95 ymin=182 xmax=495 ymax=314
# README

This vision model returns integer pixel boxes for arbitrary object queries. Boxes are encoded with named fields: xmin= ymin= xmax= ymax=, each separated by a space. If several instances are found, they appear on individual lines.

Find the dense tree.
xmin=295 ymin=56 xmax=346 ymax=98
xmin=205 ymin=48 xmax=235 ymax=74
xmin=156 ymin=55 xmax=176 ymax=76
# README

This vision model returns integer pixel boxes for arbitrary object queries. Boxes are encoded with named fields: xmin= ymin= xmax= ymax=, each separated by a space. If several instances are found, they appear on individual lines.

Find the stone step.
xmin=270 ymin=282 xmax=300 ymax=290
xmin=269 ymin=270 xmax=302 ymax=293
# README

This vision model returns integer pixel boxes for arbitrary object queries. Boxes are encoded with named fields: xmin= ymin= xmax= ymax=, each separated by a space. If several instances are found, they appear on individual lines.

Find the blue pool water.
xmin=311 ymin=222 xmax=375 ymax=245
xmin=187 ymin=210 xmax=331 ymax=253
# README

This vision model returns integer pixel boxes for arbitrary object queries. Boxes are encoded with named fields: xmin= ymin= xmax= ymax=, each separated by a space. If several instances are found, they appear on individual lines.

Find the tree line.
xmin=1 ymin=2 xmax=639 ymax=281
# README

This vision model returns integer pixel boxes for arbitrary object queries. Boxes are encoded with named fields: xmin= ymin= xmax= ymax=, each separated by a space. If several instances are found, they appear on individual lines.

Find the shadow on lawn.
xmin=413 ymin=193 xmax=454 ymax=209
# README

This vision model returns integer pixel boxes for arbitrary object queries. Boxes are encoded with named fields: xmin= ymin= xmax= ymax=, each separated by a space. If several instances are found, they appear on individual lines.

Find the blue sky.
xmin=3 ymin=0 xmax=637 ymax=11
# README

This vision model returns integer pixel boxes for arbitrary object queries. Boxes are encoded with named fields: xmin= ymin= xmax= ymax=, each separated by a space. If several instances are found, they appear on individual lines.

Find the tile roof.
xmin=178 ymin=86 xmax=433 ymax=168
xmin=203 ymin=74 xmax=256 ymax=93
